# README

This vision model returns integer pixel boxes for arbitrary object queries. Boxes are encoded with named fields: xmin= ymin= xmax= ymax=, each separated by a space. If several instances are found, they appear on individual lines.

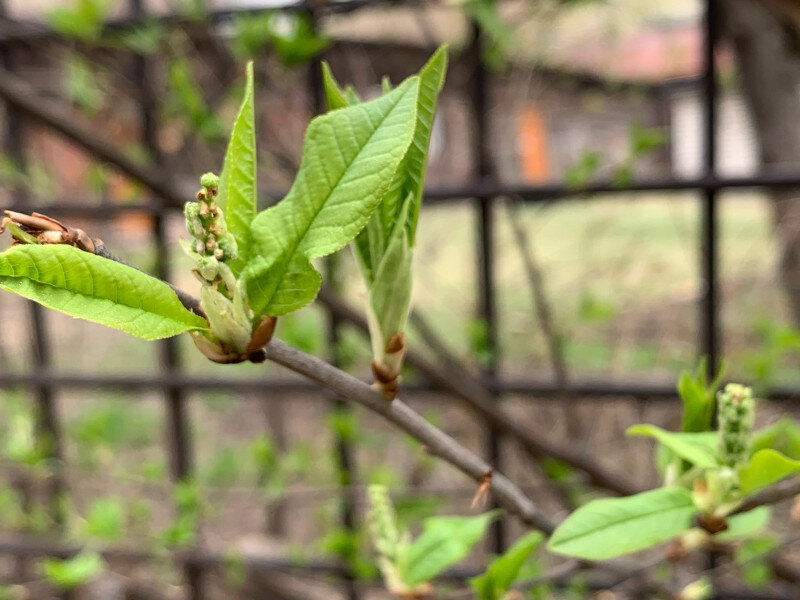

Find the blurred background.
xmin=0 ymin=0 xmax=800 ymax=598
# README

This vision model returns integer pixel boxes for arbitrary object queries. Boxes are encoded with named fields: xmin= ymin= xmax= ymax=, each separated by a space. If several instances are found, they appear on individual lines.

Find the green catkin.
xmin=716 ymin=383 xmax=755 ymax=467
xmin=367 ymin=485 xmax=399 ymax=562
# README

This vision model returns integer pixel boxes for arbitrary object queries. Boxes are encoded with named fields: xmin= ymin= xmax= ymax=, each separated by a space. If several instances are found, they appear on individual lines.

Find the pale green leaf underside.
xmin=245 ymin=76 xmax=420 ymax=316
xmin=627 ymin=424 xmax=718 ymax=469
xmin=400 ymin=512 xmax=497 ymax=587
xmin=217 ymin=61 xmax=256 ymax=276
xmin=548 ymin=487 xmax=695 ymax=560
xmin=367 ymin=193 xmax=413 ymax=357
xmin=738 ymin=449 xmax=800 ymax=495
xmin=0 ymin=245 xmax=207 ymax=340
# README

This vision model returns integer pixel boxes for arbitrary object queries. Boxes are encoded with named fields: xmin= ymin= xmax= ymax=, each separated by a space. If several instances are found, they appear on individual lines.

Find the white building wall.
xmin=671 ymin=90 xmax=759 ymax=178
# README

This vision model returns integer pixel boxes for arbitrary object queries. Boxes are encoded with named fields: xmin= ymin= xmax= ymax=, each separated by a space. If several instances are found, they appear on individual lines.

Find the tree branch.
xmin=731 ymin=478 xmax=800 ymax=515
xmin=262 ymin=336 xmax=556 ymax=533
xmin=318 ymin=287 xmax=640 ymax=496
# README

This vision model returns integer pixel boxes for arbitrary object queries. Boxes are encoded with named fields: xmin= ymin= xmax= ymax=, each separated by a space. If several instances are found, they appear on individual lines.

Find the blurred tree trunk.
xmin=719 ymin=0 xmax=800 ymax=327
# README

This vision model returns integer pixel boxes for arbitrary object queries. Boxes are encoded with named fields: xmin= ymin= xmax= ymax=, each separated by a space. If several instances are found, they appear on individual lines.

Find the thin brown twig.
xmin=504 ymin=197 xmax=569 ymax=390
xmin=732 ymin=479 xmax=800 ymax=515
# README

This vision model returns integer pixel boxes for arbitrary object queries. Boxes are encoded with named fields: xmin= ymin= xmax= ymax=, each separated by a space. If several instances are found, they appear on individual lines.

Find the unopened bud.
xmin=216 ymin=235 xmax=238 ymax=262
xmin=200 ymin=172 xmax=219 ymax=191
xmin=184 ymin=203 xmax=204 ymax=238
xmin=196 ymin=256 xmax=219 ymax=281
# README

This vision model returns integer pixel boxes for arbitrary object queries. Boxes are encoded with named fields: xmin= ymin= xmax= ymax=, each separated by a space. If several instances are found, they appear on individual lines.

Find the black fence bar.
xmin=308 ymin=2 xmax=360 ymax=596
xmin=2 ymin=373 xmax=800 ymax=403
xmin=0 ymin=1 xmax=798 ymax=598
xmin=701 ymin=0 xmax=719 ymax=375
xmin=468 ymin=20 xmax=505 ymax=553
xmin=0 ymin=0 xmax=66 ymax=530
xmin=128 ymin=1 xmax=203 ymax=598
xmin=11 ymin=168 xmax=800 ymax=222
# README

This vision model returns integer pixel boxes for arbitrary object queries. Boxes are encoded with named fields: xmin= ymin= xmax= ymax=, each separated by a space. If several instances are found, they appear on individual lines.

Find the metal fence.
xmin=0 ymin=1 xmax=798 ymax=599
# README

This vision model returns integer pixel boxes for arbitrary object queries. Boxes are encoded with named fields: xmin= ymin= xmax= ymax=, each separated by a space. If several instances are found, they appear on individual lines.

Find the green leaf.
xmin=217 ymin=62 xmax=257 ymax=276
xmin=166 ymin=59 xmax=224 ymax=142
xmin=470 ymin=531 xmax=543 ymax=600
xmin=677 ymin=360 xmax=723 ymax=433
xmin=751 ymin=417 xmax=800 ymax=460
xmin=717 ymin=506 xmax=771 ymax=541
xmin=547 ymin=487 xmax=695 ymax=560
xmin=626 ymin=425 xmax=718 ymax=469
xmin=41 ymin=552 xmax=105 ymax=591
xmin=245 ymin=76 xmax=420 ymax=317
xmin=380 ymin=45 xmax=447 ymax=247
xmin=399 ymin=511 xmax=497 ymax=587
xmin=83 ymin=497 xmax=124 ymax=542
xmin=47 ymin=0 xmax=111 ymax=42
xmin=267 ymin=12 xmax=330 ymax=67
xmin=353 ymin=47 xmax=447 ymax=281
xmin=738 ymin=449 xmax=800 ymax=495
xmin=0 ymin=245 xmax=207 ymax=340
xmin=321 ymin=62 xmax=350 ymax=111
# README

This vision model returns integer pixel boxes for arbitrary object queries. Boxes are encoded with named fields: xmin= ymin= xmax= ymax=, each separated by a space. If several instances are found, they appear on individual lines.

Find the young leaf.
xmin=245 ymin=76 xmax=420 ymax=317
xmin=353 ymin=46 xmax=447 ymax=284
xmin=470 ymin=531 xmax=543 ymax=600
xmin=548 ymin=487 xmax=695 ymax=560
xmin=738 ymin=449 xmax=800 ymax=495
xmin=0 ymin=245 xmax=206 ymax=340
xmin=321 ymin=61 xmax=350 ymax=111
xmin=399 ymin=511 xmax=497 ymax=587
xmin=751 ymin=417 xmax=800 ymax=460
xmin=381 ymin=45 xmax=447 ymax=246
xmin=626 ymin=425 xmax=718 ymax=469
xmin=217 ymin=61 xmax=256 ymax=276
xmin=716 ymin=506 xmax=771 ymax=541
xmin=366 ymin=193 xmax=413 ymax=359
xmin=41 ymin=552 xmax=105 ymax=590
xmin=677 ymin=360 xmax=723 ymax=433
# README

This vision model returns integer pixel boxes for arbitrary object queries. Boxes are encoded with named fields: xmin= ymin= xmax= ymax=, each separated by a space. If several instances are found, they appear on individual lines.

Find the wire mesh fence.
xmin=0 ymin=1 xmax=798 ymax=599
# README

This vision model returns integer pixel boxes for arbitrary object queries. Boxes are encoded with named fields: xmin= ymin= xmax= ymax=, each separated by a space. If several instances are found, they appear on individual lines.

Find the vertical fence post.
xmin=127 ymin=2 xmax=202 ymax=599
xmin=701 ymin=0 xmax=722 ymax=588
xmin=701 ymin=0 xmax=719 ymax=376
xmin=307 ymin=4 xmax=359 ymax=599
xmin=468 ymin=19 xmax=505 ymax=552
xmin=0 ymin=0 xmax=65 ymax=528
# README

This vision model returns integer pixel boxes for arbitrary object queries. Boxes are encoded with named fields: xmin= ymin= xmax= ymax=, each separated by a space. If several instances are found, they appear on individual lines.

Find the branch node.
xmin=471 ymin=468 xmax=494 ymax=509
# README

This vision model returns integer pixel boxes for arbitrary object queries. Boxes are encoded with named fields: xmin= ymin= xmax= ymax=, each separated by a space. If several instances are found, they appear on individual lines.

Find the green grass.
xmin=411 ymin=191 xmax=782 ymax=380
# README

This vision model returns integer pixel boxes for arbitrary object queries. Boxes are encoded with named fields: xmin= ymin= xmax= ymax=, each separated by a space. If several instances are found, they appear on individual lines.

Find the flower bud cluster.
xmin=184 ymin=172 xmax=238 ymax=285
xmin=717 ymin=383 xmax=755 ymax=468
